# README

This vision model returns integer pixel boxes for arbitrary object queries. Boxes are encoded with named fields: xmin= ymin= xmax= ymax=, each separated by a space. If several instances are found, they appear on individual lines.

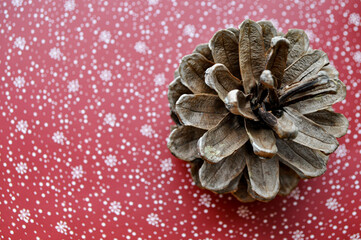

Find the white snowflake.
xmin=109 ymin=201 xmax=121 ymax=215
xmin=305 ymin=29 xmax=317 ymax=42
xmin=183 ymin=24 xmax=196 ymax=37
xmin=325 ymin=197 xmax=340 ymax=211
xmin=71 ymin=165 xmax=84 ymax=179
xmin=160 ymin=158 xmax=173 ymax=172
xmin=15 ymin=162 xmax=28 ymax=174
xmin=335 ymin=144 xmax=347 ymax=158
xmin=55 ymin=221 xmax=70 ymax=235
xmin=13 ymin=76 xmax=25 ymax=88
xmin=236 ymin=205 xmax=251 ymax=219
xmin=140 ymin=124 xmax=154 ymax=138
xmin=18 ymin=209 xmax=30 ymax=223
xmin=146 ymin=213 xmax=161 ymax=227
xmin=148 ymin=0 xmax=159 ymax=5
xmin=154 ymin=73 xmax=166 ymax=86
xmin=11 ymin=0 xmax=23 ymax=7
xmin=352 ymin=51 xmax=361 ymax=64
xmin=67 ymin=79 xmax=79 ymax=92
xmin=292 ymin=230 xmax=305 ymax=240
xmin=350 ymin=233 xmax=361 ymax=240
xmin=16 ymin=120 xmax=28 ymax=133
xmin=52 ymin=131 xmax=66 ymax=145
xmin=100 ymin=69 xmax=112 ymax=82
xmin=199 ymin=193 xmax=211 ymax=207
xmin=288 ymin=187 xmax=301 ymax=200
xmin=14 ymin=37 xmax=26 ymax=50
xmin=104 ymin=113 xmax=116 ymax=127
xmin=105 ymin=155 xmax=117 ymax=167
xmin=134 ymin=41 xmax=148 ymax=54
xmin=49 ymin=47 xmax=62 ymax=60
xmin=64 ymin=0 xmax=76 ymax=11
xmin=99 ymin=30 xmax=111 ymax=44
xmin=349 ymin=13 xmax=360 ymax=26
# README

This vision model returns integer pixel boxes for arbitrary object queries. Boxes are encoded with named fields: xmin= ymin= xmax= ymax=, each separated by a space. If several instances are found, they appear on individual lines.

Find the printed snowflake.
xmin=292 ymin=230 xmax=305 ymax=240
xmin=199 ymin=193 xmax=211 ymax=207
xmin=350 ymin=233 xmax=361 ymax=240
xmin=11 ymin=0 xmax=23 ymax=7
xmin=104 ymin=113 xmax=116 ymax=127
xmin=140 ymin=124 xmax=154 ymax=138
xmin=325 ymin=197 xmax=340 ymax=211
xmin=52 ymin=131 xmax=66 ymax=145
xmin=14 ymin=37 xmax=26 ymax=50
xmin=100 ymin=69 xmax=112 ymax=82
xmin=67 ymin=80 xmax=79 ymax=92
xmin=18 ymin=209 xmax=30 ymax=223
xmin=335 ymin=144 xmax=347 ymax=158
xmin=56 ymin=221 xmax=70 ymax=235
xmin=352 ymin=51 xmax=361 ymax=64
xmin=160 ymin=158 xmax=173 ymax=172
xmin=16 ymin=120 xmax=28 ymax=133
xmin=349 ymin=13 xmax=360 ymax=26
xmin=105 ymin=155 xmax=117 ymax=167
xmin=154 ymin=73 xmax=166 ymax=86
xmin=305 ymin=29 xmax=316 ymax=42
xmin=146 ymin=213 xmax=161 ymax=227
xmin=236 ymin=205 xmax=251 ymax=219
xmin=109 ymin=201 xmax=121 ymax=215
xmin=49 ymin=47 xmax=62 ymax=60
xmin=183 ymin=24 xmax=196 ymax=37
xmin=15 ymin=162 xmax=28 ymax=174
xmin=148 ymin=0 xmax=159 ymax=5
xmin=99 ymin=30 xmax=111 ymax=44
xmin=64 ymin=0 xmax=76 ymax=11
xmin=13 ymin=76 xmax=25 ymax=88
xmin=134 ymin=41 xmax=148 ymax=54
xmin=71 ymin=165 xmax=85 ymax=179
xmin=288 ymin=187 xmax=301 ymax=200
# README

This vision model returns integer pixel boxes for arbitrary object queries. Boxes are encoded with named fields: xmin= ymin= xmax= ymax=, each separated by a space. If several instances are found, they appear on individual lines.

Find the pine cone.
xmin=167 ymin=19 xmax=348 ymax=202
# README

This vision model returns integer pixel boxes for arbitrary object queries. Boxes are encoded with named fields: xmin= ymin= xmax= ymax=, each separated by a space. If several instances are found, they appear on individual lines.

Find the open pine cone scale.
xmin=168 ymin=19 xmax=348 ymax=202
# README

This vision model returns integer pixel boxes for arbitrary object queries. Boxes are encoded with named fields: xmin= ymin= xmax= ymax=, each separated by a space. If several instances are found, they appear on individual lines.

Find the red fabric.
xmin=1 ymin=0 xmax=360 ymax=239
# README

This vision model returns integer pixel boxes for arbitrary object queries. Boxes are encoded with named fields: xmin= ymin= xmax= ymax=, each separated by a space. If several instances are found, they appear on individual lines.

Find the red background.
xmin=1 ymin=0 xmax=361 ymax=239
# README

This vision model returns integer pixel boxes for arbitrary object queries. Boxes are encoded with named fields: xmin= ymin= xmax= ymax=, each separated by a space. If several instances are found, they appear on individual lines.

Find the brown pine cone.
xmin=167 ymin=19 xmax=348 ymax=202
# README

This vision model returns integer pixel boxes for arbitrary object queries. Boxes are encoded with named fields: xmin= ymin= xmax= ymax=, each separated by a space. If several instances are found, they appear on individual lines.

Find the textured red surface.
xmin=1 ymin=0 xmax=361 ymax=239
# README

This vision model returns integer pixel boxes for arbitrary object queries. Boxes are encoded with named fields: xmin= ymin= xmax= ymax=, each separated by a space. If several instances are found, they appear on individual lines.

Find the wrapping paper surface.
xmin=1 ymin=0 xmax=361 ymax=239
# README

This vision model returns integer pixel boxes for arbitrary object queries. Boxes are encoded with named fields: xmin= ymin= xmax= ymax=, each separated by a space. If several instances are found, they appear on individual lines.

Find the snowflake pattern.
xmin=99 ymin=30 xmax=111 ymax=44
xmin=67 ymin=80 xmax=79 ymax=92
xmin=64 ymin=0 xmax=76 ymax=11
xmin=56 ymin=221 xmax=70 ymax=235
xmin=14 ymin=37 xmax=26 ymax=50
xmin=49 ymin=47 xmax=62 ymax=60
xmin=154 ymin=73 xmax=166 ymax=86
xmin=183 ymin=24 xmax=196 ymax=37
xmin=11 ymin=0 xmax=23 ymax=7
xmin=160 ymin=158 xmax=173 ymax=172
xmin=199 ymin=193 xmax=211 ymax=208
xmin=104 ymin=113 xmax=116 ymax=127
xmin=350 ymin=233 xmax=361 ymax=240
xmin=100 ymin=69 xmax=112 ymax=82
xmin=140 ymin=124 xmax=154 ymax=138
xmin=18 ymin=209 xmax=30 ymax=223
xmin=236 ymin=206 xmax=251 ymax=219
xmin=16 ymin=120 xmax=28 ymax=133
xmin=335 ymin=144 xmax=347 ymax=158
xmin=348 ymin=13 xmax=360 ymax=26
xmin=353 ymin=51 xmax=361 ymax=64
xmin=105 ymin=155 xmax=117 ymax=167
xmin=109 ymin=201 xmax=121 ymax=215
xmin=13 ymin=76 xmax=25 ymax=88
xmin=15 ymin=162 xmax=28 ymax=174
xmin=71 ymin=166 xmax=84 ymax=179
xmin=134 ymin=41 xmax=148 ymax=54
xmin=292 ymin=230 xmax=305 ymax=240
xmin=326 ymin=197 xmax=340 ymax=211
xmin=52 ymin=131 xmax=66 ymax=145
xmin=146 ymin=213 xmax=161 ymax=227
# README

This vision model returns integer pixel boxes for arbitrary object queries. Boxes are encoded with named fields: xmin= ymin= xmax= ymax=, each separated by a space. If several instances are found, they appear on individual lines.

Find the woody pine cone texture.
xmin=167 ymin=19 xmax=349 ymax=202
